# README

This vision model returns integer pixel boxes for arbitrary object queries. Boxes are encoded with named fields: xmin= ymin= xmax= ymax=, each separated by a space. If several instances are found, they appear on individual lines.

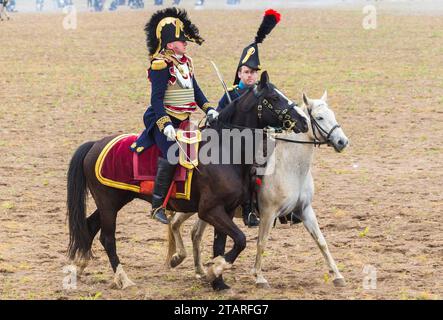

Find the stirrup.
xmin=246 ymin=212 xmax=260 ymax=227
xmin=151 ymin=207 xmax=169 ymax=224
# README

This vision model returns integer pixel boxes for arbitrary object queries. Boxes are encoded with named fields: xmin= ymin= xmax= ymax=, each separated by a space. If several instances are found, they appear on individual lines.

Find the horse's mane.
xmin=217 ymin=99 xmax=238 ymax=124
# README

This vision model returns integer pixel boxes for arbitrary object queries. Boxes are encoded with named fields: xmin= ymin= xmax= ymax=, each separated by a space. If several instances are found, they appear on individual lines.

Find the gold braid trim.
xmin=152 ymin=50 xmax=193 ymax=77
xmin=201 ymin=102 xmax=215 ymax=113
xmin=187 ymin=55 xmax=194 ymax=75
xmin=153 ymin=18 xmax=185 ymax=57
xmin=242 ymin=47 xmax=256 ymax=64
xmin=156 ymin=115 xmax=172 ymax=131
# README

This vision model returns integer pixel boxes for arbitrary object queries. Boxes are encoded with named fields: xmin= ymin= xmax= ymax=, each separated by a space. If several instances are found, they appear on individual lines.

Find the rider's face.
xmin=167 ymin=41 xmax=187 ymax=55
xmin=237 ymin=66 xmax=259 ymax=86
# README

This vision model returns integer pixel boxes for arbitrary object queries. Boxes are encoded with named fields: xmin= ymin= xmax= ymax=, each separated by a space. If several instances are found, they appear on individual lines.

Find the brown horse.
xmin=66 ymin=71 xmax=309 ymax=291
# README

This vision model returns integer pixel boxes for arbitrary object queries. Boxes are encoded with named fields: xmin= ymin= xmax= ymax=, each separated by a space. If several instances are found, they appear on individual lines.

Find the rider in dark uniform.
xmin=216 ymin=43 xmax=261 ymax=113
xmin=217 ymin=9 xmax=283 ymax=227
xmin=130 ymin=7 xmax=218 ymax=225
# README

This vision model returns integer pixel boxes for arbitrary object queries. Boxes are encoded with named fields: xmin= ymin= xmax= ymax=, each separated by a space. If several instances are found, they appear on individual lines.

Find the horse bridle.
xmin=308 ymin=108 xmax=341 ymax=144
xmin=214 ymin=85 xmax=299 ymax=132
xmin=252 ymin=85 xmax=298 ymax=131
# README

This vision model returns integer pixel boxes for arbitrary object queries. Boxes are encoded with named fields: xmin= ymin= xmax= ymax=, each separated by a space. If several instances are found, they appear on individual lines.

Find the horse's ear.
xmin=259 ymin=71 xmax=269 ymax=90
xmin=321 ymin=90 xmax=328 ymax=102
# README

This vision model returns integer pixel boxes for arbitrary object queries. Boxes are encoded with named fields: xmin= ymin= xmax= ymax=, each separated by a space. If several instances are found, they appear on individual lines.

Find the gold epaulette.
xmin=227 ymin=85 xmax=238 ymax=92
xmin=151 ymin=59 xmax=168 ymax=71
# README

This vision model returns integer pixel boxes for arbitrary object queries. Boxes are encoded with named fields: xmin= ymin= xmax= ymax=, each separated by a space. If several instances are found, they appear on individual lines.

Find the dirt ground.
xmin=0 ymin=8 xmax=442 ymax=300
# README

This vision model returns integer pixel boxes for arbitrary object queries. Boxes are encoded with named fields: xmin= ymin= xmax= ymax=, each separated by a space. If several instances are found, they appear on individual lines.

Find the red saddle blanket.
xmin=95 ymin=134 xmax=193 ymax=200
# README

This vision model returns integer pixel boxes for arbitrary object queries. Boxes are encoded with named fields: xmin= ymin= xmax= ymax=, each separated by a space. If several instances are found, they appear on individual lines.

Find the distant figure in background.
xmin=0 ymin=0 xmax=11 ymax=20
xmin=110 ymin=0 xmax=126 ymax=10
xmin=129 ymin=0 xmax=144 ymax=9
xmin=195 ymin=0 xmax=204 ymax=6
xmin=56 ymin=0 xmax=65 ymax=8
xmin=36 ymin=0 xmax=45 ymax=11
xmin=172 ymin=0 xmax=180 ymax=5
xmin=154 ymin=0 xmax=163 ymax=5
xmin=227 ymin=0 xmax=240 ymax=5
xmin=6 ymin=0 xmax=17 ymax=13
xmin=93 ymin=0 xmax=104 ymax=11
xmin=109 ymin=0 xmax=118 ymax=10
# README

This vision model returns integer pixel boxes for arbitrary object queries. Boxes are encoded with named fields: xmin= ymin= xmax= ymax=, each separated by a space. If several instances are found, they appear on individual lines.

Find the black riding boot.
xmin=242 ymin=199 xmax=260 ymax=227
xmin=289 ymin=212 xmax=302 ymax=225
xmin=278 ymin=211 xmax=302 ymax=225
xmin=151 ymin=157 xmax=176 ymax=224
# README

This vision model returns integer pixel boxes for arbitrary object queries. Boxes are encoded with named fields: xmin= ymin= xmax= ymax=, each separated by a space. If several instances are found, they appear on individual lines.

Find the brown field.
xmin=0 ymin=8 xmax=442 ymax=300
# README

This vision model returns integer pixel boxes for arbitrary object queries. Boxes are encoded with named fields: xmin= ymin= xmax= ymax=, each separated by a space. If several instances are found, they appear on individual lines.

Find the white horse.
xmin=166 ymin=91 xmax=349 ymax=288
xmin=252 ymin=90 xmax=349 ymax=288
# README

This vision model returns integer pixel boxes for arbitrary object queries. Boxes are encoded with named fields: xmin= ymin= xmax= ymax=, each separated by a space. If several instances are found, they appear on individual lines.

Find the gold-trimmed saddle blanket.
xmin=95 ymin=126 xmax=201 ymax=200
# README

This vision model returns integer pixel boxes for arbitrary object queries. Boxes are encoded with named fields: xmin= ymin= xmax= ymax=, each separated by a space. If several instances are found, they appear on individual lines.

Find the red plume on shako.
xmin=234 ymin=9 xmax=282 ymax=85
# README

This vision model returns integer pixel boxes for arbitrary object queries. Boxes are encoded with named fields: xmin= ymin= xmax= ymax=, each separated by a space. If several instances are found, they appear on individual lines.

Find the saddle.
xmin=95 ymin=121 xmax=201 ymax=200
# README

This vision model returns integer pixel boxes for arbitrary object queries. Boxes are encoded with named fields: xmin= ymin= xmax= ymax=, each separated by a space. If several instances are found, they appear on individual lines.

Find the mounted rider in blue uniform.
xmin=217 ymin=9 xmax=281 ymax=227
xmin=130 ymin=7 xmax=218 ymax=225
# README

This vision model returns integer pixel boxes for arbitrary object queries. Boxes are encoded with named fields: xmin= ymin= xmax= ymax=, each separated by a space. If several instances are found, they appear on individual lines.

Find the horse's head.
xmin=253 ymin=71 xmax=309 ymax=133
xmin=220 ymin=71 xmax=309 ymax=133
xmin=302 ymin=91 xmax=349 ymax=152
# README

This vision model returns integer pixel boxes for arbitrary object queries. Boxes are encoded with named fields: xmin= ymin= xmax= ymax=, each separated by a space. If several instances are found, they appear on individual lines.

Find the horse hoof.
xmin=195 ymin=270 xmax=207 ymax=280
xmin=170 ymin=254 xmax=185 ymax=268
xmin=333 ymin=278 xmax=346 ymax=287
xmin=114 ymin=279 xmax=136 ymax=290
xmin=112 ymin=264 xmax=135 ymax=290
xmin=207 ymin=256 xmax=230 ymax=282
xmin=122 ymin=279 xmax=136 ymax=289
xmin=112 ymin=276 xmax=136 ymax=290
xmin=212 ymin=281 xmax=231 ymax=291
xmin=256 ymin=281 xmax=270 ymax=289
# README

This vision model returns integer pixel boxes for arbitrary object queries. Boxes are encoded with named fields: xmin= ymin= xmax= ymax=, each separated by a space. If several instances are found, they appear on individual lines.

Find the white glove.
xmin=207 ymin=109 xmax=219 ymax=120
xmin=163 ymin=125 xmax=176 ymax=141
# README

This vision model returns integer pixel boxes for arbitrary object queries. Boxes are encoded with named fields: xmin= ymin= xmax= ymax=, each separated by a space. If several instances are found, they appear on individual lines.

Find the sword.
xmin=210 ymin=60 xmax=232 ymax=104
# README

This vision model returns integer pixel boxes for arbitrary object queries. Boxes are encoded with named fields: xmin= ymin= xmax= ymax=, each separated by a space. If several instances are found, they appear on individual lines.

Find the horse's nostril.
xmin=338 ymin=139 xmax=349 ymax=147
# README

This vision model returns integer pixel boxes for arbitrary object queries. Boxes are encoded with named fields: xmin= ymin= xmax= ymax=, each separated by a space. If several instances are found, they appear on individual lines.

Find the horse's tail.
xmin=165 ymin=220 xmax=177 ymax=267
xmin=67 ymin=140 xmax=96 ymax=262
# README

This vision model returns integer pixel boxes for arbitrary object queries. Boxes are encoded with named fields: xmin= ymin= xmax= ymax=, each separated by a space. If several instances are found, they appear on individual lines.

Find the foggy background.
xmin=6 ymin=0 xmax=443 ymax=15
